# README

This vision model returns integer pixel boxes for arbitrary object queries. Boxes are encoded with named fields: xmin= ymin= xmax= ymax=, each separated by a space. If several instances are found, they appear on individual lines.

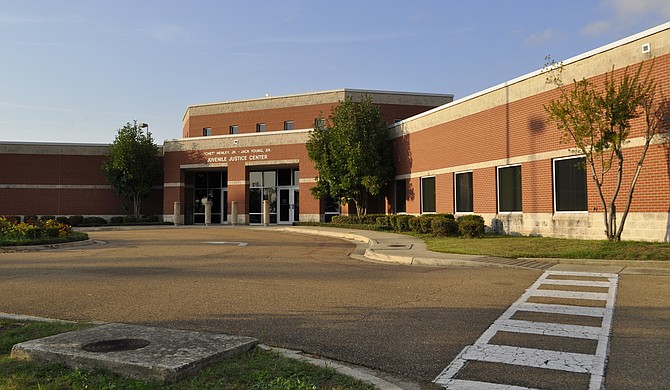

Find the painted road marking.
xmin=203 ymin=241 xmax=248 ymax=246
xmin=493 ymin=319 xmax=604 ymax=339
xmin=515 ymin=303 xmax=605 ymax=317
xmin=434 ymin=270 xmax=619 ymax=390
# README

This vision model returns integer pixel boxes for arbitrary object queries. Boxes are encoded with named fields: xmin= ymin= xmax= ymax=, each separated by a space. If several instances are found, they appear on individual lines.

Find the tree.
xmin=544 ymin=58 xmax=666 ymax=241
xmin=306 ymin=95 xmax=394 ymax=216
xmin=102 ymin=121 xmax=159 ymax=220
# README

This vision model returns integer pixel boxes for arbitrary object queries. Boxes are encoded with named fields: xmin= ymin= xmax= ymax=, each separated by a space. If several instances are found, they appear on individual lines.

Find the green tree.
xmin=306 ymin=95 xmax=394 ymax=216
xmin=544 ymin=58 xmax=666 ymax=241
xmin=102 ymin=121 xmax=159 ymax=219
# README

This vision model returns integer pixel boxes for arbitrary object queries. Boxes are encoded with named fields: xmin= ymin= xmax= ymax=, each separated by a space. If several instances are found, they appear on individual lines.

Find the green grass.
xmin=0 ymin=232 xmax=89 ymax=247
xmin=0 ymin=319 xmax=376 ymax=390
xmin=423 ymin=234 xmax=670 ymax=260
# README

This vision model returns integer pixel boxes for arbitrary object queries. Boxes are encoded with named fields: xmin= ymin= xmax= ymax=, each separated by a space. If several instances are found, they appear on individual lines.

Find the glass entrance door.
xmin=278 ymin=187 xmax=295 ymax=224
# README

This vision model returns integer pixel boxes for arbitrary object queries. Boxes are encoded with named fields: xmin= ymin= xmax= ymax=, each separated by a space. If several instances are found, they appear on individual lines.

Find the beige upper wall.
xmin=163 ymin=129 xmax=312 ymax=152
xmin=389 ymin=22 xmax=670 ymax=138
xmin=0 ymin=142 xmax=111 ymax=156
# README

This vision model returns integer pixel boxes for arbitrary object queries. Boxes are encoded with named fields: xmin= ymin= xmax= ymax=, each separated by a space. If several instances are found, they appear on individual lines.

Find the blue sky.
xmin=1 ymin=1 xmax=669 ymax=144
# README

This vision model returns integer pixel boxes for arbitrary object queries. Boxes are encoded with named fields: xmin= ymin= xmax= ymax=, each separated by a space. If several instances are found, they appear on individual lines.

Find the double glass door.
xmin=278 ymin=187 xmax=299 ymax=224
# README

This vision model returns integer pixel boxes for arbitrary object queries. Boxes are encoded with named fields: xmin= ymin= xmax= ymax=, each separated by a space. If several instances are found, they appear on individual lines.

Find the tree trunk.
xmin=615 ymin=140 xmax=652 ymax=241
xmin=133 ymin=195 xmax=142 ymax=220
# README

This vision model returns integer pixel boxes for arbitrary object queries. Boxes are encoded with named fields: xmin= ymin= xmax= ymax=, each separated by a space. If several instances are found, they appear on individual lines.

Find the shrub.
xmin=110 ymin=216 xmax=124 ymax=224
xmin=83 ymin=216 xmax=107 ymax=225
xmin=24 ymin=215 xmax=39 ymax=224
xmin=408 ymin=216 xmax=422 ymax=233
xmin=432 ymin=217 xmax=459 ymax=237
xmin=458 ymin=215 xmax=485 ymax=238
xmin=40 ymin=215 xmax=55 ymax=222
xmin=419 ymin=216 xmax=434 ymax=234
xmin=43 ymin=226 xmax=61 ymax=238
xmin=375 ymin=216 xmax=389 ymax=227
xmin=141 ymin=215 xmax=159 ymax=223
xmin=0 ymin=216 xmax=73 ymax=241
xmin=69 ymin=215 xmax=84 ymax=227
xmin=123 ymin=216 xmax=137 ymax=223
xmin=392 ymin=215 xmax=413 ymax=232
xmin=3 ymin=215 xmax=21 ymax=224
xmin=55 ymin=216 xmax=69 ymax=225
xmin=42 ymin=219 xmax=72 ymax=237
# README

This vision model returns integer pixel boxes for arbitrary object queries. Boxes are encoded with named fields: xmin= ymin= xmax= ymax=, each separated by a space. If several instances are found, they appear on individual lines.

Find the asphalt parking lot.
xmin=1 ymin=227 xmax=668 ymax=389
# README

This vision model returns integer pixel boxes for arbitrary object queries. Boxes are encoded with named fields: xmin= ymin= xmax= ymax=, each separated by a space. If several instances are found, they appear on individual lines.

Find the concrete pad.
xmin=548 ymin=264 xmax=625 ymax=274
xmin=10 ymin=322 xmax=257 ymax=382
xmin=620 ymin=267 xmax=670 ymax=276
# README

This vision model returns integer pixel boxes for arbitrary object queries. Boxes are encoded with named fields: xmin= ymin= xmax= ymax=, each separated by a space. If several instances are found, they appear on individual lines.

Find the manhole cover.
xmin=81 ymin=338 xmax=150 ymax=353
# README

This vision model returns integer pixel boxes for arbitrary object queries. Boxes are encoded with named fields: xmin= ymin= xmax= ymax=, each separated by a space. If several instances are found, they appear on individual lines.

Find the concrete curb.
xmin=519 ymin=257 xmax=670 ymax=268
xmin=0 ymin=239 xmax=106 ymax=252
xmin=258 ymin=344 xmax=410 ymax=390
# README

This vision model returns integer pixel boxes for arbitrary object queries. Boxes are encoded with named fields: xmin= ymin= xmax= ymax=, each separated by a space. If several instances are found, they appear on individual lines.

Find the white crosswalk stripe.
xmin=434 ymin=270 xmax=619 ymax=390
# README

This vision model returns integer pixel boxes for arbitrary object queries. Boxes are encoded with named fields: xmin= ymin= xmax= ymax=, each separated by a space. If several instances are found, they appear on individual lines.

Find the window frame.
xmin=553 ymin=156 xmax=588 ymax=213
xmin=496 ymin=164 xmax=522 ymax=213
xmin=229 ymin=125 xmax=239 ymax=134
xmin=256 ymin=123 xmax=265 ymax=132
xmin=454 ymin=171 xmax=474 ymax=214
xmin=284 ymin=120 xmax=294 ymax=131
xmin=420 ymin=176 xmax=436 ymax=214
xmin=202 ymin=127 xmax=212 ymax=136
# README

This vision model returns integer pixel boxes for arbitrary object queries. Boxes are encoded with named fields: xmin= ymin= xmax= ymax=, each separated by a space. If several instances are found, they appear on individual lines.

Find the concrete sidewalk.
xmin=272 ymin=225 xmax=670 ymax=275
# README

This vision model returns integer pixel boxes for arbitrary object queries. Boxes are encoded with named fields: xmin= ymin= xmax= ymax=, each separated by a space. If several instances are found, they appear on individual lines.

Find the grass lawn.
xmin=0 ymin=319 xmax=376 ymax=390
xmin=423 ymin=234 xmax=670 ymax=260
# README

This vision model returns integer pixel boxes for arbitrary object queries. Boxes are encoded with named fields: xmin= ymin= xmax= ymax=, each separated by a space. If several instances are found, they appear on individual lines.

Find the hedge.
xmin=328 ymin=213 xmax=483 ymax=238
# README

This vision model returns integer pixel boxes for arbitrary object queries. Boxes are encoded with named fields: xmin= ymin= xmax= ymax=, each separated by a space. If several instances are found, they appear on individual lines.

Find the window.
xmin=421 ymin=177 xmax=436 ymax=213
xmin=497 ymin=165 xmax=522 ymax=212
xmin=256 ymin=123 xmax=265 ymax=132
xmin=455 ymin=172 xmax=473 ymax=213
xmin=229 ymin=125 xmax=238 ymax=134
xmin=395 ymin=180 xmax=407 ymax=213
xmin=314 ymin=118 xmax=325 ymax=129
xmin=284 ymin=120 xmax=294 ymax=130
xmin=554 ymin=156 xmax=587 ymax=212
xmin=202 ymin=127 xmax=212 ymax=136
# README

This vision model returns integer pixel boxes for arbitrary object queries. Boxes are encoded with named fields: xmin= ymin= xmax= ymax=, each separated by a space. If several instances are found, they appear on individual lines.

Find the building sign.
xmin=203 ymin=148 xmax=271 ymax=163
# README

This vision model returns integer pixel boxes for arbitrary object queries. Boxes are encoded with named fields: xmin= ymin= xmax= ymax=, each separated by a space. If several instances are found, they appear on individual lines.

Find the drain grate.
xmin=81 ymin=338 xmax=150 ymax=353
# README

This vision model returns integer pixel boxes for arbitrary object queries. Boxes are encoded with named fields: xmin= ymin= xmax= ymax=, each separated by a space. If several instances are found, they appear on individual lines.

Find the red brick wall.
xmin=162 ymin=142 xmax=321 ymax=217
xmin=391 ymin=53 xmax=670 ymax=216
xmin=183 ymin=103 xmax=439 ymax=138
xmin=0 ymin=151 xmax=163 ymax=217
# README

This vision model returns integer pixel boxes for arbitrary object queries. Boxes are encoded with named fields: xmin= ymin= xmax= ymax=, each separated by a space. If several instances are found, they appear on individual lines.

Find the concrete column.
xmin=173 ymin=201 xmax=181 ymax=225
xmin=230 ymin=201 xmax=238 ymax=225
xmin=263 ymin=200 xmax=270 ymax=226
xmin=203 ymin=198 xmax=213 ymax=226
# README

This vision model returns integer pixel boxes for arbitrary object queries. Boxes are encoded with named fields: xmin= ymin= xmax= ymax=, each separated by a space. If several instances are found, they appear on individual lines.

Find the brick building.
xmin=1 ymin=22 xmax=668 ymax=241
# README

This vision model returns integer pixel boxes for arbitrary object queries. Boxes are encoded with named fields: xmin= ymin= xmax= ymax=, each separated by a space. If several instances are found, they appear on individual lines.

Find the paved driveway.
xmin=0 ymin=227 xmax=667 ymax=388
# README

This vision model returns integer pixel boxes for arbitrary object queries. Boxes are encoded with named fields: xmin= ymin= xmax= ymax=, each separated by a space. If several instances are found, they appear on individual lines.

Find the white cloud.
xmin=583 ymin=0 xmax=670 ymax=35
xmin=607 ymin=0 xmax=670 ymax=19
xmin=523 ymin=28 xmax=558 ymax=47
xmin=582 ymin=20 xmax=613 ymax=35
